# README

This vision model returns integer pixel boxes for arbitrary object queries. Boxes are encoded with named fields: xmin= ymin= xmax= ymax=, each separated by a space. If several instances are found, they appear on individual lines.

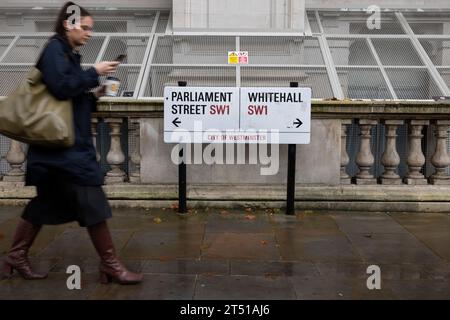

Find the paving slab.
xmin=122 ymin=231 xmax=203 ymax=259
xmin=140 ymin=259 xmax=230 ymax=275
xmin=89 ymin=274 xmax=196 ymax=300
xmin=194 ymin=275 xmax=297 ymax=300
xmin=201 ymin=233 xmax=280 ymax=260
xmin=346 ymin=233 xmax=444 ymax=264
xmin=0 ymin=206 xmax=449 ymax=300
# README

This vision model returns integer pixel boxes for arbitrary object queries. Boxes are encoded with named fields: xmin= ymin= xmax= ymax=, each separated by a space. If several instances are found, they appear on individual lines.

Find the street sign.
xmin=240 ymin=87 xmax=311 ymax=144
xmin=164 ymin=86 xmax=311 ymax=144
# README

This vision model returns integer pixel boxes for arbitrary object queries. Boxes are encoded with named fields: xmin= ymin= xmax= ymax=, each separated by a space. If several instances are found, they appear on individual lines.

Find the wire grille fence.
xmin=2 ymin=9 xmax=450 ymax=178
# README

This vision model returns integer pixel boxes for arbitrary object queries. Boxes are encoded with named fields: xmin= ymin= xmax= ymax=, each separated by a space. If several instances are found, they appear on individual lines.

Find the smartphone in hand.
xmin=115 ymin=54 xmax=127 ymax=62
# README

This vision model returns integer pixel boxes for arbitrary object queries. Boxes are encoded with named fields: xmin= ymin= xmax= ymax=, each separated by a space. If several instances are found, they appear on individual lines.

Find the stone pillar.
xmin=340 ymin=119 xmax=352 ymax=185
xmin=105 ymin=118 xmax=126 ymax=184
xmin=429 ymin=120 xmax=450 ymax=185
xmin=129 ymin=118 xmax=141 ymax=184
xmin=91 ymin=118 xmax=101 ymax=162
xmin=380 ymin=120 xmax=403 ymax=185
xmin=3 ymin=139 xmax=26 ymax=182
xmin=404 ymin=120 xmax=429 ymax=185
xmin=355 ymin=119 xmax=377 ymax=185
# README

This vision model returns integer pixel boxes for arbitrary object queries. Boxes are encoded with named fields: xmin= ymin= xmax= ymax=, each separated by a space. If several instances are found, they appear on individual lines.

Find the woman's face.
xmin=64 ymin=16 xmax=94 ymax=48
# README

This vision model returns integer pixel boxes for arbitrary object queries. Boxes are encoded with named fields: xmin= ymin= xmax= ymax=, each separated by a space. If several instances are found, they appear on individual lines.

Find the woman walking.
xmin=2 ymin=2 xmax=142 ymax=285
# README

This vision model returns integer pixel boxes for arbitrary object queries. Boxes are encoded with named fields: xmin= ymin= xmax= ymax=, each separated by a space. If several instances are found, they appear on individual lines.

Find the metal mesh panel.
xmin=78 ymin=36 xmax=106 ymax=64
xmin=438 ymin=68 xmax=450 ymax=89
xmin=127 ymin=120 xmax=138 ymax=176
xmin=240 ymin=37 xmax=324 ymax=65
xmin=0 ymin=37 xmax=14 ymax=60
xmin=101 ymin=37 xmax=149 ymax=64
xmin=35 ymin=20 xmax=129 ymax=33
xmin=0 ymin=66 xmax=29 ymax=96
xmin=307 ymin=12 xmax=321 ymax=33
xmin=91 ymin=21 xmax=128 ymax=33
xmin=327 ymin=38 xmax=377 ymax=66
xmin=409 ymin=23 xmax=444 ymax=35
xmin=152 ymin=36 xmax=236 ymax=65
xmin=0 ymin=135 xmax=11 ymax=176
xmin=144 ymin=66 xmax=236 ymax=97
xmin=32 ymin=11 xmax=166 ymax=33
xmin=318 ymin=12 xmax=405 ymax=34
xmin=337 ymin=67 xmax=392 ymax=99
xmin=241 ymin=67 xmax=333 ymax=99
xmin=2 ymin=36 xmax=48 ymax=63
xmin=156 ymin=13 xmax=170 ymax=33
xmin=386 ymin=68 xmax=442 ymax=99
xmin=404 ymin=12 xmax=450 ymax=35
xmin=419 ymin=39 xmax=450 ymax=67
xmin=372 ymin=39 xmax=423 ymax=66
xmin=97 ymin=65 xmax=141 ymax=97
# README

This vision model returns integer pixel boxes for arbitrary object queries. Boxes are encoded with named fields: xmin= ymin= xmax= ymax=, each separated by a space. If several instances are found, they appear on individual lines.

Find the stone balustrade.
xmin=1 ymin=99 xmax=450 ymax=186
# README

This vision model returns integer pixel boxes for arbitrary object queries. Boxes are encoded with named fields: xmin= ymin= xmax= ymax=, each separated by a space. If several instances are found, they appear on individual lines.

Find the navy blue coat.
xmin=26 ymin=35 xmax=104 ymax=187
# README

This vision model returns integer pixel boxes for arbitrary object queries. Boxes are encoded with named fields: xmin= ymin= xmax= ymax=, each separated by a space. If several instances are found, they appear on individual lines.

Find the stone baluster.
xmin=430 ymin=120 xmax=450 ymax=185
xmin=129 ymin=119 xmax=142 ymax=183
xmin=404 ymin=120 xmax=429 ymax=185
xmin=355 ymin=119 xmax=377 ymax=185
xmin=3 ymin=139 xmax=26 ymax=182
xmin=91 ymin=118 xmax=101 ymax=162
xmin=340 ymin=119 xmax=352 ymax=185
xmin=380 ymin=120 xmax=403 ymax=185
xmin=105 ymin=118 xmax=126 ymax=184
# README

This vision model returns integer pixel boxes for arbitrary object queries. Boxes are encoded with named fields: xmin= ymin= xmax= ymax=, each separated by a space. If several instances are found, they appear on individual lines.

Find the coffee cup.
xmin=104 ymin=76 xmax=120 ymax=97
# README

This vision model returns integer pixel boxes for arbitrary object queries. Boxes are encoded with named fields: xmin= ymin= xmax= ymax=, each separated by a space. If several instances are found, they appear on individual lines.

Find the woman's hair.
xmin=54 ymin=1 xmax=92 ymax=38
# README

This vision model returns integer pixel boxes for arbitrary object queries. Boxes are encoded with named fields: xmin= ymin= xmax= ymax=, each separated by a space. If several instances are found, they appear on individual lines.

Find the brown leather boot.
xmin=2 ymin=218 xmax=48 ymax=280
xmin=87 ymin=221 xmax=143 ymax=285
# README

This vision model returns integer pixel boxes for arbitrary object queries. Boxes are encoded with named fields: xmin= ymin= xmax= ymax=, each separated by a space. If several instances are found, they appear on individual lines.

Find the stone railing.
xmin=1 ymin=98 xmax=450 ymax=187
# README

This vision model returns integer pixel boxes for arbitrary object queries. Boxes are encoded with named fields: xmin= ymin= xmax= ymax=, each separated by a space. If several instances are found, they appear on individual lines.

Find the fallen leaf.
xmin=264 ymin=272 xmax=280 ymax=278
xmin=245 ymin=207 xmax=253 ymax=213
xmin=201 ymin=272 xmax=216 ymax=277
xmin=170 ymin=203 xmax=179 ymax=210
xmin=153 ymin=217 xmax=162 ymax=224
xmin=162 ymin=207 xmax=166 ymax=211
xmin=245 ymin=214 xmax=256 ymax=220
xmin=220 ymin=210 xmax=229 ymax=215
xmin=260 ymin=240 xmax=268 ymax=245
xmin=159 ymin=256 xmax=170 ymax=262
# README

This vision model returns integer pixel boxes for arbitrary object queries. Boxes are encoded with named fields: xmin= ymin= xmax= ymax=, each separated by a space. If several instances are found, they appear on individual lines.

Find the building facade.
xmin=0 ymin=1 xmax=450 ymax=209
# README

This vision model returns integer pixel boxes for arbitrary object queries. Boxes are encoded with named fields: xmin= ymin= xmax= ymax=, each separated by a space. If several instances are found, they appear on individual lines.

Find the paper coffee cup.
xmin=105 ymin=77 xmax=120 ymax=97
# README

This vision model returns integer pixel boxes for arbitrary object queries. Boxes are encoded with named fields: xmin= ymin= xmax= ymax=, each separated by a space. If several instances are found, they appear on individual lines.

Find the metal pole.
xmin=286 ymin=81 xmax=298 ymax=215
xmin=178 ymin=81 xmax=188 ymax=214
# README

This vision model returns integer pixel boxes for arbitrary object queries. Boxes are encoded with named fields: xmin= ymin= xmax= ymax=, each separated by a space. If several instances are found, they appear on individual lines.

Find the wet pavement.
xmin=0 ymin=205 xmax=449 ymax=300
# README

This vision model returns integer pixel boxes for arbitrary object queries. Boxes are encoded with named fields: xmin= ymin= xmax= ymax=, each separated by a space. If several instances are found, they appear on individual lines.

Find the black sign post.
xmin=286 ymin=81 xmax=298 ymax=215
xmin=177 ymin=81 xmax=188 ymax=214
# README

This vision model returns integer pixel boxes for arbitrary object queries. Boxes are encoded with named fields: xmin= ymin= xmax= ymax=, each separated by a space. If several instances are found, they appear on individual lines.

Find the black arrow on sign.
xmin=293 ymin=118 xmax=303 ymax=128
xmin=172 ymin=117 xmax=181 ymax=127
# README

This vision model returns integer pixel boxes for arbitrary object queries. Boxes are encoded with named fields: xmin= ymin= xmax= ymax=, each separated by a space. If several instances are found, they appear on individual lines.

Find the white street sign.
xmin=164 ymin=86 xmax=311 ymax=144
xmin=240 ymin=87 xmax=311 ymax=144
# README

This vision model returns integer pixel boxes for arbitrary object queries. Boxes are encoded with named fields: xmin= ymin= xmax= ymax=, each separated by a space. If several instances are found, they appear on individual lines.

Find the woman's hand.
xmin=93 ymin=85 xmax=107 ymax=98
xmin=94 ymin=61 xmax=119 ymax=76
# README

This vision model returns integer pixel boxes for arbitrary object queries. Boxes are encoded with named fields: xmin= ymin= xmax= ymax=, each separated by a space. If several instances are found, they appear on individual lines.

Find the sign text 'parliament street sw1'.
xmin=164 ymin=87 xmax=311 ymax=144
